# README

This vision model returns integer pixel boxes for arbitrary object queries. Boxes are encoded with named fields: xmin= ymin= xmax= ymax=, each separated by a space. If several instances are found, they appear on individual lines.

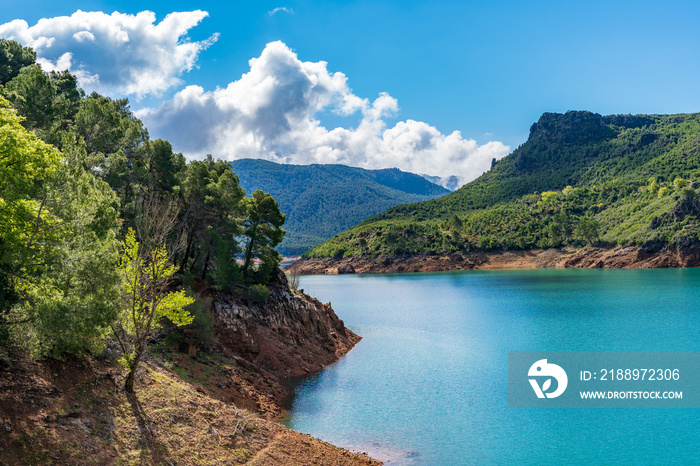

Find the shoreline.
xmin=287 ymin=242 xmax=700 ymax=275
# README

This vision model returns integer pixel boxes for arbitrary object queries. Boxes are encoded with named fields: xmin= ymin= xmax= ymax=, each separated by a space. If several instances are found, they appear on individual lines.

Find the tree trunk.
xmin=125 ymin=368 xmax=136 ymax=393
xmin=124 ymin=342 xmax=145 ymax=393
xmin=201 ymin=248 xmax=211 ymax=280
xmin=242 ymin=230 xmax=257 ymax=281
xmin=178 ymin=231 xmax=194 ymax=273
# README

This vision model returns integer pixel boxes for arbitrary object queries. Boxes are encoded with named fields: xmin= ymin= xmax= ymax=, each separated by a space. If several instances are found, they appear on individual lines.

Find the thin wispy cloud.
xmin=268 ymin=7 xmax=294 ymax=16
xmin=139 ymin=41 xmax=510 ymax=188
xmin=0 ymin=10 xmax=217 ymax=98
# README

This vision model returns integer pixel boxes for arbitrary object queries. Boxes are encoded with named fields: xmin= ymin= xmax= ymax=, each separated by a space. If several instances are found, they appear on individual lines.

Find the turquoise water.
xmin=283 ymin=269 xmax=700 ymax=465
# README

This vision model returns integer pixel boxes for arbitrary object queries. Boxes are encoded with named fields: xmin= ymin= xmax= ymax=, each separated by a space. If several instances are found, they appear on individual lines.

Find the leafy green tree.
xmin=73 ymin=93 xmax=148 ymax=159
xmin=541 ymin=191 xmax=559 ymax=203
xmin=23 ymin=135 xmax=121 ymax=355
xmin=2 ymin=65 xmax=56 ymax=133
xmin=648 ymin=179 xmax=660 ymax=194
xmin=0 ymin=39 xmax=36 ymax=85
xmin=1 ymin=101 xmax=120 ymax=354
xmin=241 ymin=190 xmax=285 ymax=283
xmin=177 ymin=156 xmax=245 ymax=281
xmin=2 ymin=65 xmax=83 ymax=146
xmin=141 ymin=139 xmax=186 ymax=200
xmin=658 ymin=186 xmax=670 ymax=198
xmin=112 ymin=229 xmax=194 ymax=393
xmin=0 ymin=96 xmax=61 ymax=288
xmin=72 ymin=93 xmax=148 ymax=222
xmin=576 ymin=216 xmax=600 ymax=245
xmin=673 ymin=177 xmax=687 ymax=190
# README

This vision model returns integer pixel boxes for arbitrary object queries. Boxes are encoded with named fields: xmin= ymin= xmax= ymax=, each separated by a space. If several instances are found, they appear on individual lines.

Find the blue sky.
xmin=2 ymin=1 xmax=700 ymax=186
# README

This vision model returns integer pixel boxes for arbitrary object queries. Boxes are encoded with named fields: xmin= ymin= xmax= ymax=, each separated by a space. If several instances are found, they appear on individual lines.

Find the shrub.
xmin=248 ymin=284 xmax=270 ymax=302
xmin=674 ymin=177 xmax=688 ymax=189
xmin=183 ymin=292 xmax=216 ymax=347
xmin=286 ymin=272 xmax=300 ymax=291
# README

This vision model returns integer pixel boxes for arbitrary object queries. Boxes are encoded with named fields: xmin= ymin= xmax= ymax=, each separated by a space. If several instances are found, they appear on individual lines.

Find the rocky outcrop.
xmin=561 ymin=241 xmax=700 ymax=268
xmin=289 ymin=242 xmax=700 ymax=275
xmin=288 ymin=250 xmax=564 ymax=275
xmin=212 ymin=269 xmax=360 ymax=379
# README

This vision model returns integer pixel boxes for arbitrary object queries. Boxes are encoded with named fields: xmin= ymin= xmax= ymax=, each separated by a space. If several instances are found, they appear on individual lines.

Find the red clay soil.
xmin=0 ymin=349 xmax=380 ymax=465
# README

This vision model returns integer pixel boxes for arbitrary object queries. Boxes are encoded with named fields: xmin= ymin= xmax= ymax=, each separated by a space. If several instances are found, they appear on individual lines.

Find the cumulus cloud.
xmin=0 ymin=10 xmax=217 ymax=98
xmin=139 ymin=41 xmax=510 ymax=188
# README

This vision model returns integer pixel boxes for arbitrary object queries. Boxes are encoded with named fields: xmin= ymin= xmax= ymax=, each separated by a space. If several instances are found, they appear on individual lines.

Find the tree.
xmin=176 ymin=156 xmax=245 ymax=281
xmin=2 ymin=65 xmax=56 ymax=134
xmin=673 ymin=177 xmax=687 ymax=190
xmin=2 ymin=65 xmax=83 ymax=146
xmin=112 ymin=229 xmax=193 ymax=393
xmin=241 ymin=190 xmax=285 ymax=283
xmin=648 ymin=178 xmax=659 ymax=194
xmin=576 ymin=216 xmax=600 ymax=245
xmin=71 ymin=93 xmax=149 ymax=223
xmin=541 ymin=191 xmax=559 ymax=203
xmin=1 ymin=100 xmax=121 ymax=355
xmin=23 ymin=134 xmax=121 ymax=356
xmin=0 ymin=39 xmax=36 ymax=85
xmin=141 ymin=139 xmax=186 ymax=200
xmin=0 ymin=97 xmax=61 ymax=325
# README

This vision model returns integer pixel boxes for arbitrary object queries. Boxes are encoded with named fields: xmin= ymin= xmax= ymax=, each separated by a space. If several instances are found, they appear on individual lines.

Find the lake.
xmin=282 ymin=268 xmax=700 ymax=465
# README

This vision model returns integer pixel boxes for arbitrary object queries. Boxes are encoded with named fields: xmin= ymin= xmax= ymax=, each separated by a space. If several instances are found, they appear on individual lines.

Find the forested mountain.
xmin=305 ymin=111 xmax=700 ymax=258
xmin=230 ymin=159 xmax=449 ymax=255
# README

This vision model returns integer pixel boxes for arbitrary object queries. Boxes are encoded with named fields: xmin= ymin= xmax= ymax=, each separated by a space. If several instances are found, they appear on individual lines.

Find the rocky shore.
xmin=208 ymin=269 xmax=361 ymax=417
xmin=0 ymin=269 xmax=377 ymax=465
xmin=288 ymin=241 xmax=700 ymax=275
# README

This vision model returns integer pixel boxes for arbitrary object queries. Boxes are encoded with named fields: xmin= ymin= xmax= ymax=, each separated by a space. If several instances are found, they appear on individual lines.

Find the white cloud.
xmin=139 ymin=41 xmax=510 ymax=188
xmin=268 ymin=7 xmax=294 ymax=16
xmin=0 ymin=10 xmax=217 ymax=98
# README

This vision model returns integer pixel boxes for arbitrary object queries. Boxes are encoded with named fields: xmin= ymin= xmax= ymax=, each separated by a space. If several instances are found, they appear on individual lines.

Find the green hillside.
xmin=305 ymin=111 xmax=700 ymax=258
xmin=230 ymin=159 xmax=449 ymax=255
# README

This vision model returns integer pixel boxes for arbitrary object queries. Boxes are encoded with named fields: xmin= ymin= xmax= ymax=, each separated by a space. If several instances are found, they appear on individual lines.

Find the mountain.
xmin=230 ymin=159 xmax=450 ymax=255
xmin=303 ymin=111 xmax=700 ymax=259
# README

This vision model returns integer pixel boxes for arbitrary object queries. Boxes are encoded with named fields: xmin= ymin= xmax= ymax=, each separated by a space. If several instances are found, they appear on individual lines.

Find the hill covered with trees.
xmin=0 ymin=38 xmax=288 ymax=372
xmin=230 ymin=158 xmax=449 ymax=255
xmin=303 ymin=111 xmax=700 ymax=259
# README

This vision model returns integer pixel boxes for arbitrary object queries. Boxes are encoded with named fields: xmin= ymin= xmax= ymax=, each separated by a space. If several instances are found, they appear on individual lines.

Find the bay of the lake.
xmin=283 ymin=268 xmax=700 ymax=465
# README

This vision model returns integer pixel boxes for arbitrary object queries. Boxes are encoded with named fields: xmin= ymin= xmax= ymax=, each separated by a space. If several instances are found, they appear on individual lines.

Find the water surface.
xmin=283 ymin=269 xmax=700 ymax=465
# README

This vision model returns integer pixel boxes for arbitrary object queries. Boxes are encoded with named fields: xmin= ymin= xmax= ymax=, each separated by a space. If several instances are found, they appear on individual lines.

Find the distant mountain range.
xmin=230 ymin=159 xmax=450 ymax=255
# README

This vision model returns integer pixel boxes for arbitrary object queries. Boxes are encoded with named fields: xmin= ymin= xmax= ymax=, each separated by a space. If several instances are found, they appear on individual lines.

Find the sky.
xmin=2 ymin=0 xmax=700 ymax=188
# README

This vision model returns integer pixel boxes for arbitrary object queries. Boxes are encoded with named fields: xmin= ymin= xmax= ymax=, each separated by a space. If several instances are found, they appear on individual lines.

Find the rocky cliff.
xmin=212 ymin=269 xmax=360 ymax=379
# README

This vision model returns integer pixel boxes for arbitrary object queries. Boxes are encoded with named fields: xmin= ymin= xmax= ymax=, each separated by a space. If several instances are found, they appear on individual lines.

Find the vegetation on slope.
xmin=0 ymin=38 xmax=284 ymax=374
xmin=230 ymin=158 xmax=449 ymax=255
xmin=305 ymin=111 xmax=700 ymax=258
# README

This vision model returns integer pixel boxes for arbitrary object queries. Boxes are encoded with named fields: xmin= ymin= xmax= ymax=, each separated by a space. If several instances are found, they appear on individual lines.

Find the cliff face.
xmin=212 ymin=269 xmax=360 ymax=379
